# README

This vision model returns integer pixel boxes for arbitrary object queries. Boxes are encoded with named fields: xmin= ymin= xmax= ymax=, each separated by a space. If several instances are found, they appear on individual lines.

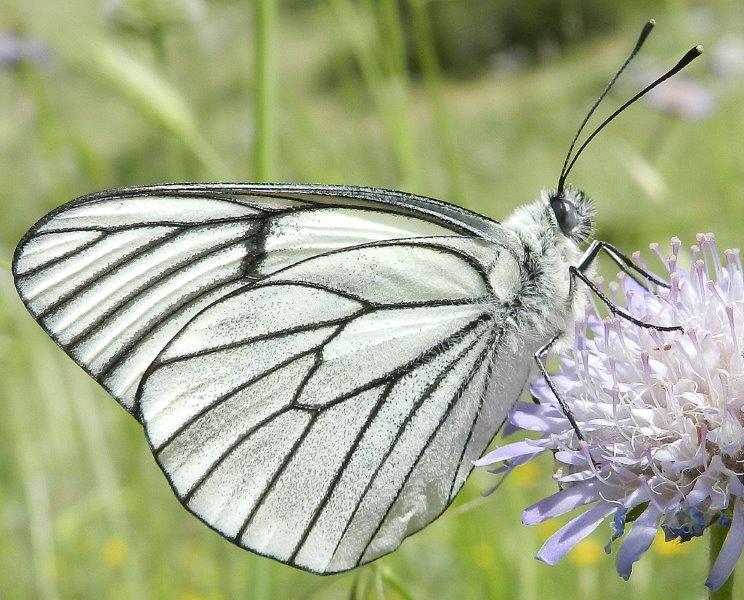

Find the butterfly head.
xmin=547 ymin=186 xmax=595 ymax=245
xmin=546 ymin=22 xmax=702 ymax=249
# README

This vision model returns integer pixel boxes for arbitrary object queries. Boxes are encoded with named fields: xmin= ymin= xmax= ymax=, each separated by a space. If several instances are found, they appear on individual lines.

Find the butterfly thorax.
xmin=502 ymin=189 xmax=594 ymax=348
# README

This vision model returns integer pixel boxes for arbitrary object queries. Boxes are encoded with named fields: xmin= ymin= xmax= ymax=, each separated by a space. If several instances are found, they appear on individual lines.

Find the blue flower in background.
xmin=477 ymin=234 xmax=744 ymax=591
xmin=0 ymin=34 xmax=52 ymax=68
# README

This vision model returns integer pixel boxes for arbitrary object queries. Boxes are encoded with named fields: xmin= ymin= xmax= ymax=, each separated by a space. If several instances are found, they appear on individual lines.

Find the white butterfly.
xmin=11 ymin=23 xmax=699 ymax=574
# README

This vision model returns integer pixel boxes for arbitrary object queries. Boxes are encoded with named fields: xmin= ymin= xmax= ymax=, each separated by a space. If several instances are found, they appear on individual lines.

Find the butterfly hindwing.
xmin=138 ymin=235 xmax=527 ymax=573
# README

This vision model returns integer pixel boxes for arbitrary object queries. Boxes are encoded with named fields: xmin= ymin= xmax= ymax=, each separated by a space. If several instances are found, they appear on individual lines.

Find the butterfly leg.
xmin=578 ymin=239 xmax=670 ymax=291
xmin=570 ymin=266 xmax=682 ymax=332
xmin=534 ymin=335 xmax=585 ymax=442
xmin=537 ymin=251 xmax=681 ymax=448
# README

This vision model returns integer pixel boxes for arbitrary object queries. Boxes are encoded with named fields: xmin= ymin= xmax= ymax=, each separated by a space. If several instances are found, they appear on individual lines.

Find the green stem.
xmin=329 ymin=0 xmax=419 ymax=189
xmin=408 ymin=0 xmax=467 ymax=203
xmin=374 ymin=0 xmax=419 ymax=189
xmin=253 ymin=0 xmax=276 ymax=181
xmin=710 ymin=524 xmax=735 ymax=600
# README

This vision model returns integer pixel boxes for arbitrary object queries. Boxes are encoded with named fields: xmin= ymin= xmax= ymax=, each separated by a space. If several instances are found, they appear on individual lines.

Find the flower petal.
xmin=554 ymin=450 xmax=586 ymax=466
xmin=706 ymin=498 xmax=744 ymax=591
xmin=474 ymin=440 xmax=547 ymax=466
xmin=500 ymin=420 xmax=518 ymax=437
xmin=616 ymin=503 xmax=663 ymax=580
xmin=522 ymin=482 xmax=599 ymax=525
xmin=536 ymin=503 xmax=615 ymax=565
xmin=509 ymin=402 xmax=567 ymax=432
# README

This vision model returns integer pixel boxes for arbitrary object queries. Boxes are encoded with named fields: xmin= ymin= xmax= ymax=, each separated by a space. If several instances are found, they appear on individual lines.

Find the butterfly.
xmin=11 ymin=22 xmax=699 ymax=574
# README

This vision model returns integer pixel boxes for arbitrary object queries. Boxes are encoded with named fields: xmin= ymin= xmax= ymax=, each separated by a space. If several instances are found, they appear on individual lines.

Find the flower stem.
xmin=710 ymin=524 xmax=735 ymax=600
xmin=253 ymin=0 xmax=276 ymax=181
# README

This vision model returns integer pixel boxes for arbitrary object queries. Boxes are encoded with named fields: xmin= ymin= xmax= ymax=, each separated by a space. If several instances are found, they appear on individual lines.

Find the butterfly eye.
xmin=550 ymin=194 xmax=578 ymax=237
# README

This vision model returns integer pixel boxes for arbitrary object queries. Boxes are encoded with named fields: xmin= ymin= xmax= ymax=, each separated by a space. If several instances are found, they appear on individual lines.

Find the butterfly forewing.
xmin=13 ymin=184 xmax=489 ymax=415
xmin=12 ymin=184 xmax=528 ymax=574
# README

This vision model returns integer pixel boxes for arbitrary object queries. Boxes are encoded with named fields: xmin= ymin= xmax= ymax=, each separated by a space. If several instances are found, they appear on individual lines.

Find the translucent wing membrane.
xmin=139 ymin=236 xmax=525 ymax=573
xmin=13 ymin=183 xmax=525 ymax=573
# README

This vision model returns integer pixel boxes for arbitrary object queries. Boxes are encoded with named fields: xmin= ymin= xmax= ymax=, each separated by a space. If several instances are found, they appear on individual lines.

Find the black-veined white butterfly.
xmin=11 ymin=22 xmax=700 ymax=574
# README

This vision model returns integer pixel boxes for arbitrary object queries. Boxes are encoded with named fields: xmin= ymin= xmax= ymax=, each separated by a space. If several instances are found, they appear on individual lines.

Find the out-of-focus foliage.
xmin=1 ymin=0 xmax=744 ymax=598
xmin=295 ymin=0 xmax=664 ymax=78
xmin=412 ymin=0 xmax=627 ymax=76
xmin=102 ymin=0 xmax=206 ymax=36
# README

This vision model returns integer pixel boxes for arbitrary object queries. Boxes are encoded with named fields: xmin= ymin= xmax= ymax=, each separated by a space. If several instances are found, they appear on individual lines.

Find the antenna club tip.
xmin=678 ymin=45 xmax=704 ymax=67
xmin=637 ymin=19 xmax=655 ymax=45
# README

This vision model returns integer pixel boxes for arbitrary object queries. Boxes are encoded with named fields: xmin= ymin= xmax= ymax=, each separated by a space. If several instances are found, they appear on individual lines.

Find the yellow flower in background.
xmin=180 ymin=541 xmax=203 ymax=567
xmin=472 ymin=542 xmax=494 ymax=569
xmin=103 ymin=537 xmax=127 ymax=568
xmin=536 ymin=519 xmax=561 ymax=541
xmin=178 ymin=593 xmax=224 ymax=600
xmin=570 ymin=538 xmax=603 ymax=567
xmin=512 ymin=461 xmax=539 ymax=487
xmin=652 ymin=530 xmax=690 ymax=558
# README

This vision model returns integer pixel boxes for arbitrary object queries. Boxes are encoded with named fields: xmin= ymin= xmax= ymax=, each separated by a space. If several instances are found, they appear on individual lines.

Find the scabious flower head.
xmin=477 ymin=234 xmax=744 ymax=591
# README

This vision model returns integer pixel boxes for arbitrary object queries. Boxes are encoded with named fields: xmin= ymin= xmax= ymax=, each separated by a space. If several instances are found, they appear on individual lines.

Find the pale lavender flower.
xmin=477 ymin=234 xmax=744 ymax=591
xmin=0 ymin=34 xmax=53 ymax=68
xmin=644 ymin=77 xmax=716 ymax=121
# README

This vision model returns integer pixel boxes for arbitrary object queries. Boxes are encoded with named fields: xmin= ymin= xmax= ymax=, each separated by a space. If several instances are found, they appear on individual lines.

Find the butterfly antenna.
xmin=561 ymin=44 xmax=703 ymax=183
xmin=557 ymin=19 xmax=656 ymax=196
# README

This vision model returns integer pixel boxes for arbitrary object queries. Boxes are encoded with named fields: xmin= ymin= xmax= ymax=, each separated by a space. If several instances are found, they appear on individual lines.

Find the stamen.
xmin=586 ymin=282 xmax=604 ymax=319
xmin=575 ymin=321 xmax=586 ymax=354
xmin=671 ymin=236 xmax=681 ymax=262
xmin=666 ymin=256 xmax=677 ymax=276
xmin=726 ymin=305 xmax=739 ymax=355
xmin=650 ymin=242 xmax=666 ymax=271
xmin=640 ymin=352 xmax=662 ymax=409
xmin=718 ymin=372 xmax=730 ymax=415
xmin=707 ymin=280 xmax=727 ymax=307
xmin=694 ymin=260 xmax=706 ymax=300
xmin=706 ymin=233 xmax=723 ymax=281
xmin=725 ymin=249 xmax=743 ymax=298
xmin=632 ymin=250 xmax=648 ymax=273
xmin=732 ymin=248 xmax=742 ymax=271
xmin=603 ymin=319 xmax=613 ymax=350
xmin=669 ymin=273 xmax=680 ymax=304
xmin=690 ymin=244 xmax=701 ymax=268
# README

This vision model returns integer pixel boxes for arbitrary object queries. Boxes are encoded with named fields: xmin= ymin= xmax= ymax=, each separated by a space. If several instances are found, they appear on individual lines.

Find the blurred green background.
xmin=1 ymin=0 xmax=743 ymax=598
